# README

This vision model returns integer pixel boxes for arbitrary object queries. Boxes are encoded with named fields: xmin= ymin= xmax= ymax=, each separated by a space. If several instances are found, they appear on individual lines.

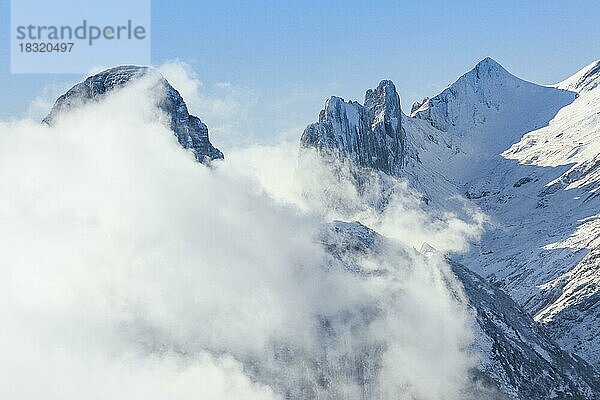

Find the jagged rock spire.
xmin=300 ymin=80 xmax=405 ymax=176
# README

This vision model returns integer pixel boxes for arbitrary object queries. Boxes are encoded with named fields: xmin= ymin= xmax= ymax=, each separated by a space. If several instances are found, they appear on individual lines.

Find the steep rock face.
xmin=300 ymin=80 xmax=405 ymax=177
xmin=410 ymin=96 xmax=429 ymax=115
xmin=447 ymin=258 xmax=600 ymax=400
xmin=43 ymin=65 xmax=223 ymax=163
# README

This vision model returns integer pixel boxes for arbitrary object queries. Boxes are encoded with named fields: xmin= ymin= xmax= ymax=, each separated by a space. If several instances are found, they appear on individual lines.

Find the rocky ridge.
xmin=43 ymin=65 xmax=223 ymax=163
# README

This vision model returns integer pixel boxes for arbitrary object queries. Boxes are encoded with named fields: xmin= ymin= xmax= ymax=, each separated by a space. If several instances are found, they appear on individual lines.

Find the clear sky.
xmin=1 ymin=0 xmax=599 ymax=146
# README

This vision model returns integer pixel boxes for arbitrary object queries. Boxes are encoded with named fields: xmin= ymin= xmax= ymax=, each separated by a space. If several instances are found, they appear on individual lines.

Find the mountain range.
xmin=300 ymin=56 xmax=600 ymax=369
xmin=44 ymin=58 xmax=600 ymax=399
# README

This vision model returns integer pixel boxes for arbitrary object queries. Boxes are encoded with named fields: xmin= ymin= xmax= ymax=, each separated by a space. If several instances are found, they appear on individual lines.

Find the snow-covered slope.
xmin=411 ymin=57 xmax=576 ymax=182
xmin=449 ymin=257 xmax=600 ymax=399
xmin=406 ymin=58 xmax=600 ymax=369
xmin=555 ymin=60 xmax=600 ymax=93
xmin=489 ymin=66 xmax=600 ymax=366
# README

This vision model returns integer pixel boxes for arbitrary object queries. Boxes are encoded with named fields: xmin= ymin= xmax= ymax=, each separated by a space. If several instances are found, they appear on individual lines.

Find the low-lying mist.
xmin=0 ymin=67 xmax=486 ymax=399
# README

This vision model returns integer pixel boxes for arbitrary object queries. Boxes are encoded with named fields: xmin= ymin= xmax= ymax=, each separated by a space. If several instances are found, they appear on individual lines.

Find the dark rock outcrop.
xmin=410 ymin=96 xmax=429 ymax=116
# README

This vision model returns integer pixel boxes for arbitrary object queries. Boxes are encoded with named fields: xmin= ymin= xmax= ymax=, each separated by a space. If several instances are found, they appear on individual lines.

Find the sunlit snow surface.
xmin=407 ymin=58 xmax=600 ymax=370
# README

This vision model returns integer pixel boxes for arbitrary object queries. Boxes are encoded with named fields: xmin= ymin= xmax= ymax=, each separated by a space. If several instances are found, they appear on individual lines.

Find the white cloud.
xmin=0 ymin=69 xmax=485 ymax=399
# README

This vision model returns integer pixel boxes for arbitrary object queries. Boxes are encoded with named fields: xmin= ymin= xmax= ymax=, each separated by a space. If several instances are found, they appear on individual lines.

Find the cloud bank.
xmin=0 ymin=67 xmax=486 ymax=399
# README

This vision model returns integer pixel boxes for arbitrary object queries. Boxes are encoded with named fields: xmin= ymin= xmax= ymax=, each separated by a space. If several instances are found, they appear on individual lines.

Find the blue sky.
xmin=1 ymin=0 xmax=599 ymax=145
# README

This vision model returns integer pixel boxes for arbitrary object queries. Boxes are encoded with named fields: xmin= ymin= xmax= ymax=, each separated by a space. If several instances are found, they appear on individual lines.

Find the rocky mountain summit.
xmin=300 ymin=80 xmax=406 ymax=177
xmin=43 ymin=65 xmax=223 ymax=163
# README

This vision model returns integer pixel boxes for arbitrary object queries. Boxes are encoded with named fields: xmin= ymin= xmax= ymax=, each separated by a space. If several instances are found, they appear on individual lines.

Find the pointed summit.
xmin=300 ymin=80 xmax=405 ymax=176
xmin=365 ymin=80 xmax=402 ymax=130
xmin=475 ymin=56 xmax=504 ymax=69
xmin=465 ymin=57 xmax=513 ymax=83
xmin=411 ymin=57 xmax=575 ymax=139
xmin=365 ymin=80 xmax=400 ymax=110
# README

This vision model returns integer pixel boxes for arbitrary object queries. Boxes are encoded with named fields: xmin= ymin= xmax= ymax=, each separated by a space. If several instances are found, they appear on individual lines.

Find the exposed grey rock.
xmin=300 ymin=80 xmax=406 ymax=177
xmin=43 ymin=65 xmax=223 ymax=163
xmin=447 ymin=257 xmax=600 ymax=400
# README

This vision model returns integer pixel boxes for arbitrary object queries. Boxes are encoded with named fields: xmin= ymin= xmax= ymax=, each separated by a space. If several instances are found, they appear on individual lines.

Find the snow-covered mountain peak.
xmin=419 ymin=59 xmax=600 ymax=371
xmin=469 ymin=56 xmax=513 ymax=80
xmin=411 ymin=57 xmax=533 ymax=127
xmin=410 ymin=57 xmax=516 ymax=112
xmin=412 ymin=57 xmax=520 ymax=133
xmin=364 ymin=80 xmax=402 ymax=132
xmin=43 ymin=66 xmax=223 ymax=163
xmin=555 ymin=59 xmax=600 ymax=93
xmin=409 ymin=58 xmax=576 ymax=177
xmin=364 ymin=79 xmax=400 ymax=111
xmin=299 ymin=59 xmax=600 ymax=397
xmin=301 ymin=80 xmax=406 ymax=177
xmin=409 ymin=58 xmax=516 ymax=118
